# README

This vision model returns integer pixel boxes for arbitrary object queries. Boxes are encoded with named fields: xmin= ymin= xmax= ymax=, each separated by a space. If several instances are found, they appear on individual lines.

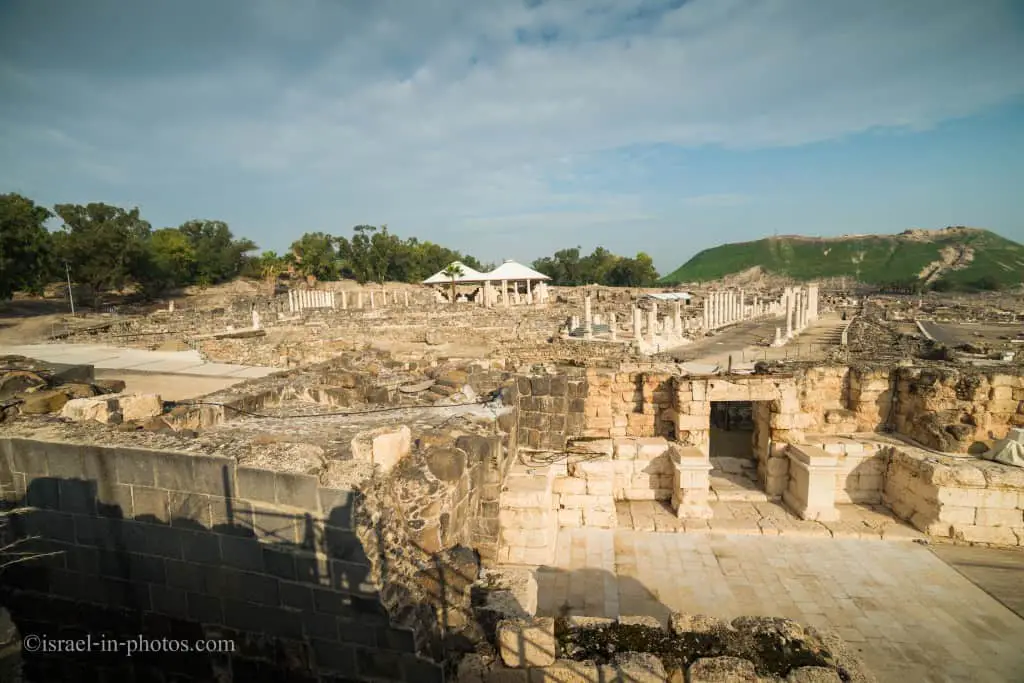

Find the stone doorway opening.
xmin=709 ymin=400 xmax=768 ymax=502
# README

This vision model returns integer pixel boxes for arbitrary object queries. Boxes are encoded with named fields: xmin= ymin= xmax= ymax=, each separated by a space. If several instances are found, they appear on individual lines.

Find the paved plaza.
xmin=535 ymin=529 xmax=1024 ymax=682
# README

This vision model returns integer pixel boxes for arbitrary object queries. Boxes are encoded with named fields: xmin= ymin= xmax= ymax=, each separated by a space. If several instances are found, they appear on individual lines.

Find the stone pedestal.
xmin=782 ymin=444 xmax=840 ymax=522
xmin=609 ymin=313 xmax=617 ymax=341
xmin=633 ymin=307 xmax=642 ymax=341
xmin=671 ymin=447 xmax=714 ymax=519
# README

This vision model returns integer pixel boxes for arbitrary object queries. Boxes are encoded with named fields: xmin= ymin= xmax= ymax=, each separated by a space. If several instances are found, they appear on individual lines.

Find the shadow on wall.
xmin=0 ymin=472 xmax=436 ymax=683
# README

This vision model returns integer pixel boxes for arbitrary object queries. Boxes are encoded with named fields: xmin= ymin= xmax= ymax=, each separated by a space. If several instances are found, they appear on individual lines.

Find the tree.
xmin=288 ymin=232 xmax=338 ymax=281
xmin=178 ymin=220 xmax=257 ymax=285
xmin=53 ymin=202 xmax=152 ymax=304
xmin=606 ymin=252 xmax=659 ymax=287
xmin=0 ymin=193 xmax=55 ymax=299
xmin=442 ymin=262 xmax=464 ymax=304
xmin=141 ymin=228 xmax=195 ymax=295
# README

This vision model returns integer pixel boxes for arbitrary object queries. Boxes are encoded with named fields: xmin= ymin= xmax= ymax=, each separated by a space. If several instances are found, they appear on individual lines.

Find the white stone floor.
xmin=534 ymin=528 xmax=1024 ymax=683
xmin=0 ymin=343 xmax=275 ymax=378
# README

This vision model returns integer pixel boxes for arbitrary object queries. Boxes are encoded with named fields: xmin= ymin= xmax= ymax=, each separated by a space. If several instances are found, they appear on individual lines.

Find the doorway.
xmin=708 ymin=400 xmax=766 ymax=502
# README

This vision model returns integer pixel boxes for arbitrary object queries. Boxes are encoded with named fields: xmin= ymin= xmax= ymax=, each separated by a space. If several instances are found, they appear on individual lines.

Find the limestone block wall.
xmin=514 ymin=373 xmax=587 ymax=451
xmin=582 ymin=368 xmax=674 ymax=440
xmin=882 ymin=447 xmax=1024 ymax=546
xmin=892 ymin=368 xmax=1024 ymax=452
xmin=805 ymin=436 xmax=889 ymax=505
xmin=0 ymin=437 xmax=437 ymax=682
xmin=550 ymin=438 xmax=675 ymax=530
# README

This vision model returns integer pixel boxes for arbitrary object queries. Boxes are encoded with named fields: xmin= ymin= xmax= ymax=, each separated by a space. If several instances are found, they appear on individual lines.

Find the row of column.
xmin=779 ymin=284 xmax=819 ymax=341
xmin=288 ymin=289 xmax=413 ymax=314
xmin=702 ymin=289 xmax=778 ymax=330
xmin=569 ymin=297 xmax=692 ymax=344
xmin=475 ymin=280 xmax=551 ymax=308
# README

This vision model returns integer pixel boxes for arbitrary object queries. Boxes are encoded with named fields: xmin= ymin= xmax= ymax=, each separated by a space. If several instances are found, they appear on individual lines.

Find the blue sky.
xmin=1 ymin=0 xmax=1023 ymax=273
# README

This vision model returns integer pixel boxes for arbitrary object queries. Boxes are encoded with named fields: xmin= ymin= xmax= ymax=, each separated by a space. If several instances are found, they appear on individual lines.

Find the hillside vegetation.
xmin=660 ymin=227 xmax=1024 ymax=291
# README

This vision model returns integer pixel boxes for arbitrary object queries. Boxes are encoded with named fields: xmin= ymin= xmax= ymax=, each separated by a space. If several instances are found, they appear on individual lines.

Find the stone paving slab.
xmin=930 ymin=543 xmax=1024 ymax=619
xmin=534 ymin=528 xmax=1024 ymax=682
xmin=617 ymin=500 xmax=925 ymax=542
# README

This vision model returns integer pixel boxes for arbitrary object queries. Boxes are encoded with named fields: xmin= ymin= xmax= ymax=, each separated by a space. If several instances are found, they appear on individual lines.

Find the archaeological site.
xmin=2 ymin=273 xmax=1024 ymax=682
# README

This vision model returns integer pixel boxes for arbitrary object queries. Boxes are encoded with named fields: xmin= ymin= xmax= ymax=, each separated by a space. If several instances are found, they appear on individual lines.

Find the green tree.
xmin=580 ymin=246 xmax=618 ymax=284
xmin=178 ymin=220 xmax=257 ymax=284
xmin=288 ymin=232 xmax=339 ymax=281
xmin=605 ymin=252 xmax=659 ymax=287
xmin=142 ymin=228 xmax=196 ymax=295
xmin=0 ymin=193 xmax=55 ymax=299
xmin=53 ymin=202 xmax=152 ymax=304
xmin=442 ymin=262 xmax=464 ymax=304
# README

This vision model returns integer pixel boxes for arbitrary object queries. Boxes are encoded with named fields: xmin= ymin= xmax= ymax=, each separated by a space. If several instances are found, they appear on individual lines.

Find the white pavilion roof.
xmin=483 ymin=260 xmax=551 ymax=282
xmin=422 ymin=261 xmax=487 ymax=284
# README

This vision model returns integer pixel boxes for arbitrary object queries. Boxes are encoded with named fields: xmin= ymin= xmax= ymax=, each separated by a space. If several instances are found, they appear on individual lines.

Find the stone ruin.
xmin=2 ymin=279 xmax=1024 ymax=681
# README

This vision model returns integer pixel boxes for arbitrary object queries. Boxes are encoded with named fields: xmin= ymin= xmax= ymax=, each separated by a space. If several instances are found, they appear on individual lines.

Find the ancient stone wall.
xmin=882 ymin=447 xmax=1024 ymax=546
xmin=582 ymin=368 xmax=673 ymax=440
xmin=514 ymin=373 xmax=587 ymax=452
xmin=0 ymin=437 xmax=437 ymax=682
xmin=892 ymin=367 xmax=1024 ymax=452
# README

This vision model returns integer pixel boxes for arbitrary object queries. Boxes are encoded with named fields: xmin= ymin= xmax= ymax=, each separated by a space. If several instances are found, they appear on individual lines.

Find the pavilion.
xmin=421 ymin=259 xmax=551 ymax=305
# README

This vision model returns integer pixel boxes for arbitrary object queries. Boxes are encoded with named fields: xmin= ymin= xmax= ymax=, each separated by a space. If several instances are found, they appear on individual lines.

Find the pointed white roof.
xmin=484 ymin=259 xmax=551 ymax=281
xmin=422 ymin=261 xmax=487 ymax=284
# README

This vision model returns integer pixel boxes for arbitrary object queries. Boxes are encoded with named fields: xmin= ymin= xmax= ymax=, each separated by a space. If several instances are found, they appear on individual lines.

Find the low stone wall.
xmin=882 ymin=447 xmax=1024 ymax=546
xmin=464 ymin=613 xmax=876 ymax=683
xmin=0 ymin=436 xmax=436 ymax=682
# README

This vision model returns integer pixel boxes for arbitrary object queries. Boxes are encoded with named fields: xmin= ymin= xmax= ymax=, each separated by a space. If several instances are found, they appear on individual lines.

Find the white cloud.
xmin=2 ymin=0 xmax=1023 ymax=261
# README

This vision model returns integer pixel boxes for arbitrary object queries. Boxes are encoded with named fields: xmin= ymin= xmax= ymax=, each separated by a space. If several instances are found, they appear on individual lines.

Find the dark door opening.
xmin=709 ymin=400 xmax=765 ymax=501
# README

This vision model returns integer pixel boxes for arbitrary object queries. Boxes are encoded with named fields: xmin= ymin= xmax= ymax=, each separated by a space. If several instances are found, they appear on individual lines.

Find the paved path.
xmin=535 ymin=529 xmax=1024 ymax=682
xmin=929 ymin=543 xmax=1024 ymax=620
xmin=671 ymin=312 xmax=850 ymax=368
xmin=0 ymin=343 xmax=275 ymax=379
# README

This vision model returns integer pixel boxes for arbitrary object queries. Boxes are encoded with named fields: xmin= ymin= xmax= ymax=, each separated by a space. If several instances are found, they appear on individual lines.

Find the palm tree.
xmin=442 ymin=263 xmax=464 ymax=304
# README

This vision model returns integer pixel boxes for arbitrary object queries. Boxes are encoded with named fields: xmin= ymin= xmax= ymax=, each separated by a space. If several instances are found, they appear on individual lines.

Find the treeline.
xmin=0 ymin=193 xmax=486 ymax=304
xmin=531 ymin=246 xmax=659 ymax=287
xmin=271 ymin=226 xmax=489 ymax=285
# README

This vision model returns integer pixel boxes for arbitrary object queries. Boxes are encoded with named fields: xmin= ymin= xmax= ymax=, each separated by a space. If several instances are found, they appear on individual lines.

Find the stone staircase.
xmin=709 ymin=456 xmax=768 ymax=503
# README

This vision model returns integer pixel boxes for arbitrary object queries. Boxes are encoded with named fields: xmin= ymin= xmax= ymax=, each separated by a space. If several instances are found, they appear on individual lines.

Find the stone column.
xmin=647 ymin=307 xmax=657 ymax=342
xmin=796 ymin=289 xmax=803 ymax=331
xmin=809 ymin=284 xmax=819 ymax=321
xmin=672 ymin=447 xmax=714 ymax=520
xmin=785 ymin=288 xmax=794 ymax=337
xmin=609 ymin=312 xmax=617 ymax=341
xmin=502 ymin=280 xmax=509 ymax=308
xmin=404 ymin=291 xmax=409 ymax=307
xmin=340 ymin=291 xmax=347 ymax=310
xmin=633 ymin=307 xmax=642 ymax=340
xmin=584 ymin=295 xmax=593 ymax=339
xmin=739 ymin=289 xmax=745 ymax=320
xmin=702 ymin=295 xmax=710 ymax=330
xmin=673 ymin=303 xmax=682 ymax=335
xmin=288 ymin=291 xmax=294 ymax=313
xmin=357 ymin=291 xmax=363 ymax=309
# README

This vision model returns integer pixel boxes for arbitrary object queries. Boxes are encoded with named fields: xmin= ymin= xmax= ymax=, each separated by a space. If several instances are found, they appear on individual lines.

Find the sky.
xmin=1 ymin=0 xmax=1023 ymax=274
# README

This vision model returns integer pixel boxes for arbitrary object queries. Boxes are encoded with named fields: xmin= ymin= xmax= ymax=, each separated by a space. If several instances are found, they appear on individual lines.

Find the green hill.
xmin=660 ymin=227 xmax=1024 ymax=291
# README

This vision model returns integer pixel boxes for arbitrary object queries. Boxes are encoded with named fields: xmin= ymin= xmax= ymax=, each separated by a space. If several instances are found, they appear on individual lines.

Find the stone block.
xmin=687 ymin=656 xmax=757 ymax=682
xmin=953 ymin=525 xmax=1018 ymax=545
xmin=975 ymin=508 xmax=1022 ymax=527
xmin=552 ymin=477 xmax=587 ymax=495
xmin=937 ymin=505 xmax=976 ymax=525
xmin=583 ymin=508 xmax=616 ymax=528
xmin=557 ymin=509 xmax=582 ymax=527
xmin=497 ymin=617 xmax=556 ymax=667
xmin=528 ymin=659 xmax=600 ymax=682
